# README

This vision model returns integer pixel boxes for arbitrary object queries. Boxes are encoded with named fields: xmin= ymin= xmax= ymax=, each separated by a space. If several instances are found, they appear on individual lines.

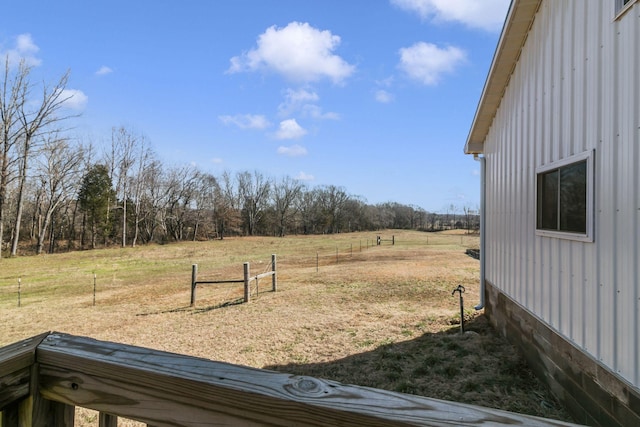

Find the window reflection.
xmin=536 ymin=160 xmax=587 ymax=234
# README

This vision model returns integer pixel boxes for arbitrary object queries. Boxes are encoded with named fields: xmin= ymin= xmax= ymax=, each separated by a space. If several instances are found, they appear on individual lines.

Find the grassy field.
xmin=0 ymin=230 xmax=573 ymax=424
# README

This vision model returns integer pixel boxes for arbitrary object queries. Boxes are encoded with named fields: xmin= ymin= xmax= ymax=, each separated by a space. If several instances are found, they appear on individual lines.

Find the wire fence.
xmin=0 ymin=233 xmax=479 ymax=308
xmin=277 ymin=234 xmax=478 ymax=271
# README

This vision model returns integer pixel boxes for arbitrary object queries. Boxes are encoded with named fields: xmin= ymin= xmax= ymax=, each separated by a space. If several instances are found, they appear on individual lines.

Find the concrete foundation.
xmin=484 ymin=280 xmax=640 ymax=427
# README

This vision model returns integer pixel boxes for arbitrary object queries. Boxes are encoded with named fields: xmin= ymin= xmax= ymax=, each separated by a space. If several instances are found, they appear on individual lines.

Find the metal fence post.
xmin=271 ymin=254 xmax=277 ymax=292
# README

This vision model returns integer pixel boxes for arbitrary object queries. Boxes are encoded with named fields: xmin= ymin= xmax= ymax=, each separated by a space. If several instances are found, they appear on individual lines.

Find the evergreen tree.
xmin=78 ymin=164 xmax=115 ymax=248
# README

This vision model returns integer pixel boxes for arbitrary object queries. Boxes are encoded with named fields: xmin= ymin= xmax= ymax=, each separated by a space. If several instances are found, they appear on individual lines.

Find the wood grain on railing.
xmin=30 ymin=333 xmax=580 ymax=427
xmin=0 ymin=333 xmax=49 ymax=409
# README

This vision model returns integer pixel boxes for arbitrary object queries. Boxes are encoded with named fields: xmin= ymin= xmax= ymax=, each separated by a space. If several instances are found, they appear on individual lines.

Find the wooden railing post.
xmin=243 ymin=262 xmax=250 ymax=303
xmin=1 ymin=402 xmax=19 ymax=427
xmin=190 ymin=264 xmax=198 ymax=307
xmin=20 ymin=364 xmax=75 ymax=427
xmin=99 ymin=412 xmax=118 ymax=427
xmin=271 ymin=254 xmax=277 ymax=292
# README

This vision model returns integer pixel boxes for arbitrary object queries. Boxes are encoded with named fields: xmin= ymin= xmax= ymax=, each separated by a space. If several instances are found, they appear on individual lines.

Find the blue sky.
xmin=0 ymin=0 xmax=509 ymax=213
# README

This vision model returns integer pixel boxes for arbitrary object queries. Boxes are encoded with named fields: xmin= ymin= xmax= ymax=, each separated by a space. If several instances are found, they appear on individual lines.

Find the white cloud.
xmin=278 ymin=88 xmax=340 ymax=120
xmin=278 ymin=88 xmax=318 ymax=116
xmin=219 ymin=114 xmax=271 ymax=130
xmin=2 ymin=33 xmax=42 ymax=67
xmin=16 ymin=34 xmax=38 ymax=54
xmin=296 ymin=171 xmax=315 ymax=181
xmin=398 ymin=42 xmax=466 ymax=85
xmin=376 ymin=76 xmax=395 ymax=87
xmin=211 ymin=157 xmax=223 ymax=164
xmin=228 ymin=22 xmax=355 ymax=84
xmin=285 ymin=88 xmax=319 ymax=105
xmin=391 ymin=0 xmax=509 ymax=32
xmin=375 ymin=89 xmax=394 ymax=103
xmin=95 ymin=66 xmax=113 ymax=76
xmin=275 ymin=119 xmax=307 ymax=140
xmin=59 ymin=89 xmax=88 ymax=111
xmin=277 ymin=144 xmax=308 ymax=157
xmin=302 ymin=104 xmax=340 ymax=120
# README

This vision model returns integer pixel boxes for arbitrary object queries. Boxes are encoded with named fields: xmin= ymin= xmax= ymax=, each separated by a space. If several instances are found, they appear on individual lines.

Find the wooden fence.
xmin=376 ymin=235 xmax=395 ymax=245
xmin=190 ymin=254 xmax=277 ymax=307
xmin=0 ymin=332 xmax=583 ymax=427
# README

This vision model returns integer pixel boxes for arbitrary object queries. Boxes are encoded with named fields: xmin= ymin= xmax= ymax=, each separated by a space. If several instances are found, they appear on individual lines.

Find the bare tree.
xmin=342 ymin=195 xmax=368 ymax=232
xmin=462 ymin=203 xmax=479 ymax=232
xmin=162 ymin=165 xmax=199 ymax=241
xmin=10 ymin=67 xmax=72 ymax=256
xmin=237 ymin=170 xmax=271 ymax=236
xmin=317 ymin=185 xmax=349 ymax=233
xmin=0 ymin=58 xmax=29 ymax=258
xmin=213 ymin=171 xmax=240 ymax=239
xmin=191 ymin=172 xmax=219 ymax=241
xmin=105 ymin=126 xmax=141 ymax=247
xmin=298 ymin=187 xmax=320 ymax=234
xmin=129 ymin=136 xmax=155 ymax=247
xmin=34 ymin=135 xmax=83 ymax=253
xmin=412 ymin=205 xmax=427 ymax=230
xmin=136 ymin=158 xmax=164 ymax=244
xmin=272 ymin=175 xmax=303 ymax=237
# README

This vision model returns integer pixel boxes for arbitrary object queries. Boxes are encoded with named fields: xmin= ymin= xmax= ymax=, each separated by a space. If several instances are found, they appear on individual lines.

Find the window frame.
xmin=535 ymin=150 xmax=595 ymax=243
xmin=615 ymin=0 xmax=637 ymax=19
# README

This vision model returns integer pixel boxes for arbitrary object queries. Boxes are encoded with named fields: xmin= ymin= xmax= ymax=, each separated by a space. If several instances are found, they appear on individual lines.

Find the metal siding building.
xmin=466 ymin=1 xmax=639 ymax=424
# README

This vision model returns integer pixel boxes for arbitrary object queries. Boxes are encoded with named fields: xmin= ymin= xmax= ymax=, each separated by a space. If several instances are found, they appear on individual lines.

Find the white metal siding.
xmin=483 ymin=0 xmax=640 ymax=387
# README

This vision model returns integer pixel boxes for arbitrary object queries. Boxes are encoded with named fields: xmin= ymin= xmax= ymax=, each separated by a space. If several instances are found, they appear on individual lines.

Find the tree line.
xmin=0 ymin=59 xmax=478 ymax=258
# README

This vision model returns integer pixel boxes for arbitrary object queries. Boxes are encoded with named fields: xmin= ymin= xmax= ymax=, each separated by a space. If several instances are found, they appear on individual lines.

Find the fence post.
xmin=93 ymin=274 xmax=97 ymax=307
xmin=244 ymin=262 xmax=250 ymax=303
xmin=271 ymin=254 xmax=277 ymax=292
xmin=392 ymin=235 xmax=395 ymax=245
xmin=190 ymin=264 xmax=198 ymax=307
xmin=18 ymin=278 xmax=21 ymax=308
xmin=99 ymin=412 xmax=118 ymax=427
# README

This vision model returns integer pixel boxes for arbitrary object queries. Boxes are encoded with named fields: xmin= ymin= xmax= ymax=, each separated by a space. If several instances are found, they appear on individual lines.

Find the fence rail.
xmin=0 ymin=333 xmax=581 ymax=427
xmin=190 ymin=254 xmax=277 ymax=307
xmin=377 ymin=235 xmax=395 ymax=245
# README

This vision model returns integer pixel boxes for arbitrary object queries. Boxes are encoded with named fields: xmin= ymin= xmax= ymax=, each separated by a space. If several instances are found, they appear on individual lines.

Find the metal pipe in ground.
xmin=452 ymin=285 xmax=466 ymax=334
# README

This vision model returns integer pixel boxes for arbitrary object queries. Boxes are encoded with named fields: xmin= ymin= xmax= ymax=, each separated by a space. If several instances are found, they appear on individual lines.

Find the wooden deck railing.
xmin=0 ymin=333 xmax=583 ymax=426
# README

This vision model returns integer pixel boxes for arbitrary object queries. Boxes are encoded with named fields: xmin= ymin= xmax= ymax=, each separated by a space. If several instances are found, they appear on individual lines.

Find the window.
xmin=616 ymin=0 xmax=637 ymax=16
xmin=536 ymin=151 xmax=594 ymax=242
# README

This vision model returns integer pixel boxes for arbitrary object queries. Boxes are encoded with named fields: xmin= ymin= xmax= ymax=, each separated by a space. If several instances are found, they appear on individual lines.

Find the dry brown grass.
xmin=0 ymin=230 xmax=573 ymax=425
